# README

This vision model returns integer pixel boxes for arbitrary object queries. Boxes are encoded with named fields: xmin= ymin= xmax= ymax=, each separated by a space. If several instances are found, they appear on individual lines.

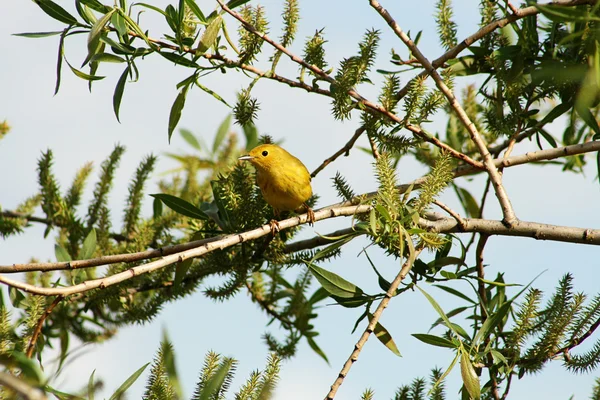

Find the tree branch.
xmin=370 ymin=0 xmax=517 ymax=226
xmin=326 ymin=247 xmax=424 ymax=399
xmin=0 ymin=206 xmax=370 ymax=296
xmin=25 ymin=296 xmax=63 ymax=358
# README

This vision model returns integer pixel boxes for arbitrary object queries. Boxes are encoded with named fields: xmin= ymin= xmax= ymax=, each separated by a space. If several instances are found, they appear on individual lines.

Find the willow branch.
xmin=326 ymin=247 xmax=424 ymax=399
xmin=311 ymin=126 xmax=366 ymax=177
xmin=25 ymin=296 xmax=63 ymax=358
xmin=420 ymin=217 xmax=600 ymax=245
xmin=0 ymin=206 xmax=370 ymax=296
xmin=370 ymin=0 xmax=517 ymax=226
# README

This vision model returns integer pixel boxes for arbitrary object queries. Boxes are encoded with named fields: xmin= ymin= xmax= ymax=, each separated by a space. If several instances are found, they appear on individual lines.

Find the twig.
xmin=368 ymin=134 xmax=381 ymax=160
xmin=475 ymin=233 xmax=500 ymax=400
xmin=370 ymin=0 xmax=518 ymax=226
xmin=326 ymin=247 xmax=424 ymax=399
xmin=311 ymin=126 xmax=366 ymax=177
xmin=433 ymin=200 xmax=466 ymax=230
xmin=25 ymin=296 xmax=63 ymax=358
xmin=0 ymin=372 xmax=47 ymax=400
xmin=0 ymin=206 xmax=370 ymax=296
xmin=506 ymin=0 xmax=520 ymax=14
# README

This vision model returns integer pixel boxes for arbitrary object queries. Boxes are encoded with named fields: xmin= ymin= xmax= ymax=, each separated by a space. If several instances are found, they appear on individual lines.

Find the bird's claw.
xmin=269 ymin=219 xmax=281 ymax=236
xmin=307 ymin=208 xmax=315 ymax=226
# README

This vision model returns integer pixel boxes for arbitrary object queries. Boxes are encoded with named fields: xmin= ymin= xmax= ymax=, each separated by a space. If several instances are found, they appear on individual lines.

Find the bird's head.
xmin=239 ymin=144 xmax=284 ymax=171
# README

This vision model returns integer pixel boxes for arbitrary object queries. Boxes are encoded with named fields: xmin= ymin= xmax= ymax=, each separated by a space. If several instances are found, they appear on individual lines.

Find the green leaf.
xmin=184 ymin=0 xmax=207 ymax=23
xmin=195 ymin=81 xmax=231 ymax=107
xmin=473 ymin=300 xmax=512 ymax=347
xmin=310 ymin=234 xmax=356 ymax=263
xmin=108 ymin=363 xmax=149 ymax=400
xmin=460 ymin=351 xmax=480 ymax=400
xmin=153 ymin=196 xmax=163 ymax=219
xmin=90 ymin=53 xmax=126 ymax=63
xmin=575 ymin=104 xmax=600 ymax=138
xmin=35 ymin=0 xmax=79 ymax=25
xmin=79 ymin=228 xmax=97 ymax=260
xmin=88 ymin=369 xmax=96 ymax=400
xmin=430 ymin=306 xmax=470 ymax=331
xmin=134 ymin=2 xmax=168 ymax=17
xmin=180 ymin=129 xmax=201 ymax=150
xmin=196 ymin=15 xmax=222 ymax=54
xmin=159 ymin=51 xmax=200 ymax=68
xmin=85 ymin=9 xmax=115 ymax=66
xmin=150 ymin=193 xmax=208 ymax=220
xmin=13 ymin=31 xmax=64 ymax=38
xmin=111 ymin=11 xmax=127 ymax=37
xmin=306 ymin=336 xmax=329 ymax=364
xmin=213 ymin=114 xmax=231 ymax=153
xmin=416 ymin=285 xmax=462 ymax=339
xmin=55 ymin=244 xmax=72 ymax=262
xmin=307 ymin=262 xmax=364 ymax=299
xmin=79 ymin=0 xmax=111 ymax=13
xmin=412 ymin=333 xmax=458 ymax=349
xmin=66 ymin=59 xmax=106 ymax=81
xmin=226 ymin=0 xmax=252 ymax=9
xmin=113 ymin=66 xmax=130 ymax=122
xmin=370 ymin=315 xmax=401 ymax=356
xmin=243 ymin=123 xmax=259 ymax=149
xmin=538 ymin=102 xmax=571 ymax=126
xmin=537 ymin=128 xmax=558 ymax=148
xmin=174 ymin=258 xmax=193 ymax=288
xmin=168 ymin=84 xmax=190 ymax=142
xmin=9 ymin=287 xmax=25 ymax=309
xmin=54 ymin=29 xmax=68 ymax=95
xmin=455 ymin=185 xmax=480 ymax=218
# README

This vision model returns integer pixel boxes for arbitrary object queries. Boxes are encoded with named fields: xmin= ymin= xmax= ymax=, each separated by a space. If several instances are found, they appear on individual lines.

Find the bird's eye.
xmin=262 ymin=150 xmax=269 ymax=157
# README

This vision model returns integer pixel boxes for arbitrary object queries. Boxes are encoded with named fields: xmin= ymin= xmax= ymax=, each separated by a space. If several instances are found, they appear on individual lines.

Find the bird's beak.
xmin=238 ymin=155 xmax=253 ymax=161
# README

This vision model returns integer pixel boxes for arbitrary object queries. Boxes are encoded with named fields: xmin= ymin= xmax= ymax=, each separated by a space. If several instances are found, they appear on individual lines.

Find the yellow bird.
xmin=239 ymin=144 xmax=315 ymax=231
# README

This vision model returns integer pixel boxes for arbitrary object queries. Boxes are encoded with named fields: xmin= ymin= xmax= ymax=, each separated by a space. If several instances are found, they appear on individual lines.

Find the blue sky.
xmin=1 ymin=0 xmax=600 ymax=399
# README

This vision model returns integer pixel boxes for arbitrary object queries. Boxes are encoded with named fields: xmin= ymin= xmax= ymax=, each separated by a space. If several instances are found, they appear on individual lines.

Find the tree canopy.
xmin=2 ymin=0 xmax=600 ymax=399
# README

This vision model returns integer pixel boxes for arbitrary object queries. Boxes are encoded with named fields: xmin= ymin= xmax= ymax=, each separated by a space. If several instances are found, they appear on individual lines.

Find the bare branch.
xmin=326 ymin=247 xmax=424 ymax=399
xmin=26 ymin=296 xmax=63 ymax=358
xmin=0 ymin=206 xmax=370 ymax=296
xmin=311 ymin=126 xmax=366 ymax=177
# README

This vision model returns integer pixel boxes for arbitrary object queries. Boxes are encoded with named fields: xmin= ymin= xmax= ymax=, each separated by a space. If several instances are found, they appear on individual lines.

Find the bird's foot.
xmin=306 ymin=207 xmax=315 ymax=226
xmin=269 ymin=219 xmax=281 ymax=236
